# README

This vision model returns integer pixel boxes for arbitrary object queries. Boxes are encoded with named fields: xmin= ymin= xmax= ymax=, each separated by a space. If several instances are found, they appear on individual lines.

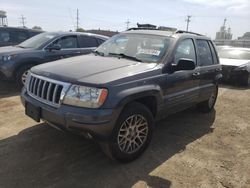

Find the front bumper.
xmin=21 ymin=88 xmax=122 ymax=140
xmin=222 ymin=65 xmax=249 ymax=84
xmin=0 ymin=60 xmax=16 ymax=80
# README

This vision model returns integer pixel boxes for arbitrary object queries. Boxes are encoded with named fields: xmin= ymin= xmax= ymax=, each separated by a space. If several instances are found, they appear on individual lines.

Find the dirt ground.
xmin=0 ymin=81 xmax=249 ymax=188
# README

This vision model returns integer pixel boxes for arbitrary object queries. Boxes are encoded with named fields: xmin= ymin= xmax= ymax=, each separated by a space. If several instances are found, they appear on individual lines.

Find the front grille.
xmin=27 ymin=74 xmax=69 ymax=107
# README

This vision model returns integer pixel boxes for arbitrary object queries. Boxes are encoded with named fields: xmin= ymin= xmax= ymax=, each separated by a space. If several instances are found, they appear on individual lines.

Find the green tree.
xmin=76 ymin=27 xmax=85 ymax=32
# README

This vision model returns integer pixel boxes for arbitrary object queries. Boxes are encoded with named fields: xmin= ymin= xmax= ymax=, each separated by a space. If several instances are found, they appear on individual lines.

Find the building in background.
xmin=0 ymin=10 xmax=8 ymax=26
xmin=215 ymin=18 xmax=232 ymax=40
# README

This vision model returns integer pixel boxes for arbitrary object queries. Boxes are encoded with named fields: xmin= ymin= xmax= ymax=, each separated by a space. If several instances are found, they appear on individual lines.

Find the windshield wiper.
xmin=92 ymin=50 xmax=104 ymax=56
xmin=108 ymin=53 xmax=142 ymax=62
xmin=16 ymin=45 xmax=25 ymax=48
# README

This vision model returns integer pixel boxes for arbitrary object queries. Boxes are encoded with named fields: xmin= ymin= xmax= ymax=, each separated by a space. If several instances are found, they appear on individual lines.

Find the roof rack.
xmin=127 ymin=27 xmax=159 ymax=31
xmin=175 ymin=30 xmax=203 ymax=36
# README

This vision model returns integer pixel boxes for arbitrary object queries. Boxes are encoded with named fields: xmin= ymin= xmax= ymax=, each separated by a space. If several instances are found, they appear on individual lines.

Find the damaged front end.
xmin=222 ymin=64 xmax=250 ymax=86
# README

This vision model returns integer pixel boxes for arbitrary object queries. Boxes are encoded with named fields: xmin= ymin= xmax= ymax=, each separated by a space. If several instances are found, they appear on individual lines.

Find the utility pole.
xmin=76 ymin=9 xmax=79 ymax=30
xmin=125 ymin=19 xmax=130 ymax=30
xmin=185 ymin=15 xmax=191 ymax=31
xmin=20 ymin=15 xmax=26 ymax=28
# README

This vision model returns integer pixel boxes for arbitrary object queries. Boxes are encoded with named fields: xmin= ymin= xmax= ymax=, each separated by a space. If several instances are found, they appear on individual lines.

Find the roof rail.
xmin=175 ymin=30 xmax=203 ymax=36
xmin=127 ymin=27 xmax=159 ymax=31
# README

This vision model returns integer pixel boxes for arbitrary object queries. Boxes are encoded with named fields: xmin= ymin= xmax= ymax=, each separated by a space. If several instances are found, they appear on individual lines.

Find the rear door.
xmin=77 ymin=35 xmax=99 ymax=54
xmin=195 ymin=39 xmax=221 ymax=101
xmin=163 ymin=38 xmax=200 ymax=113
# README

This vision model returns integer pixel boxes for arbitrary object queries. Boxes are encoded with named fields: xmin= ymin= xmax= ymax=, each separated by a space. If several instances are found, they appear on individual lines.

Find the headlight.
xmin=2 ymin=54 xmax=17 ymax=61
xmin=63 ymin=85 xmax=108 ymax=108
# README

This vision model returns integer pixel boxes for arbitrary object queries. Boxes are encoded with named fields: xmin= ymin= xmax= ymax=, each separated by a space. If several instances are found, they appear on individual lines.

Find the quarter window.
xmin=196 ymin=40 xmax=214 ymax=66
xmin=174 ymin=39 xmax=196 ymax=64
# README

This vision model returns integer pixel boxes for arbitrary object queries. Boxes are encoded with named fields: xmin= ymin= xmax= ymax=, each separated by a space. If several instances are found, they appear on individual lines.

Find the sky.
xmin=1 ymin=0 xmax=250 ymax=39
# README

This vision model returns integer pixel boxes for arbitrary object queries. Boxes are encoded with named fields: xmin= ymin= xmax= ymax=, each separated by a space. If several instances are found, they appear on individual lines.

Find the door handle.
xmin=192 ymin=72 xmax=200 ymax=76
xmin=75 ymin=51 xmax=81 ymax=54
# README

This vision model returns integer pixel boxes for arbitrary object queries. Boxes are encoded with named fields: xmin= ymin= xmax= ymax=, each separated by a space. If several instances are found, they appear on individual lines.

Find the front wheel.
xmin=197 ymin=84 xmax=218 ymax=113
xmin=16 ymin=65 xmax=33 ymax=88
xmin=101 ymin=102 xmax=154 ymax=162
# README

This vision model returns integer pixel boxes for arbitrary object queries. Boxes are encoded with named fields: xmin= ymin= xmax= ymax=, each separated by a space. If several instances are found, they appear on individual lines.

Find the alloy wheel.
xmin=117 ymin=114 xmax=148 ymax=154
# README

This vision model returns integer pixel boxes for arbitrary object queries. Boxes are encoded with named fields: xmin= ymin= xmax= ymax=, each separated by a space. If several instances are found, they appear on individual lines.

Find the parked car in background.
xmin=0 ymin=27 xmax=42 ymax=47
xmin=217 ymin=47 xmax=250 ymax=86
xmin=0 ymin=32 xmax=108 ymax=86
xmin=21 ymin=27 xmax=222 ymax=162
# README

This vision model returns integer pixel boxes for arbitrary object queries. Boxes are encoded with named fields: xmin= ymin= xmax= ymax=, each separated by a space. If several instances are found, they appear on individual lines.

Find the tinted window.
xmin=174 ymin=39 xmax=196 ymax=64
xmin=79 ymin=36 xmax=98 ymax=48
xmin=196 ymin=40 xmax=213 ymax=66
xmin=15 ymin=31 xmax=29 ymax=43
xmin=0 ymin=31 xmax=10 ymax=43
xmin=96 ymin=38 xmax=105 ymax=45
xmin=54 ymin=36 xmax=78 ymax=49
xmin=208 ymin=41 xmax=219 ymax=64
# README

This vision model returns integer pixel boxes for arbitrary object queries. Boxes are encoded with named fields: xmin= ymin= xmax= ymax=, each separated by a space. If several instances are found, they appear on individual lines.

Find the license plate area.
xmin=25 ymin=102 xmax=41 ymax=122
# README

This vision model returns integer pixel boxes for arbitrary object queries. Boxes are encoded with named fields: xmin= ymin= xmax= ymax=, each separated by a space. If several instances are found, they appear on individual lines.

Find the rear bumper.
xmin=21 ymin=88 xmax=122 ymax=140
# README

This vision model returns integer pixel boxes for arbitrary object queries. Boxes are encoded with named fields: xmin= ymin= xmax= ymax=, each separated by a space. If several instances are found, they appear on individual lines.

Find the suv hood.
xmin=32 ymin=54 xmax=158 ymax=85
xmin=0 ymin=46 xmax=34 ymax=55
xmin=220 ymin=58 xmax=250 ymax=66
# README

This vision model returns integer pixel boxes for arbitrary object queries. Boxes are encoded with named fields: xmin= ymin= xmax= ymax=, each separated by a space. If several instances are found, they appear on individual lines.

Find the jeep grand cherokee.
xmin=21 ymin=28 xmax=222 ymax=162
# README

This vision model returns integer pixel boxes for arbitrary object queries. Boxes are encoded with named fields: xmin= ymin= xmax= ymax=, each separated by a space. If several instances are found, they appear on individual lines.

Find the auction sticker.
xmin=137 ymin=49 xmax=161 ymax=56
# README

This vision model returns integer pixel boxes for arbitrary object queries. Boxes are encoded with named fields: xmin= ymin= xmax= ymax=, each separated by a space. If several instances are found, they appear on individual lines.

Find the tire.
xmin=241 ymin=73 xmax=250 ymax=87
xmin=16 ymin=65 xmax=33 ymax=88
xmin=101 ymin=102 xmax=154 ymax=163
xmin=197 ymin=84 xmax=218 ymax=113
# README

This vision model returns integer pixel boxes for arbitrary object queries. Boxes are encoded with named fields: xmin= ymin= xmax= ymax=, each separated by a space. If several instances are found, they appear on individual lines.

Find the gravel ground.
xmin=0 ymin=81 xmax=249 ymax=188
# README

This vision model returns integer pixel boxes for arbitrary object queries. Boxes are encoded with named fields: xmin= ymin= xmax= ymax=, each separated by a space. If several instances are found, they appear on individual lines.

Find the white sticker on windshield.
xmin=45 ymin=35 xmax=55 ymax=39
xmin=137 ymin=48 xmax=161 ymax=56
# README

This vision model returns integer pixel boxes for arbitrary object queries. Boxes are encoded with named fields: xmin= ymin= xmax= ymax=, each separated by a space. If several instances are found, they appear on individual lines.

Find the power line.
xmin=185 ymin=15 xmax=191 ymax=31
xmin=19 ymin=15 xmax=26 ymax=28
xmin=76 ymin=9 xmax=79 ymax=30
xmin=125 ymin=19 xmax=130 ymax=30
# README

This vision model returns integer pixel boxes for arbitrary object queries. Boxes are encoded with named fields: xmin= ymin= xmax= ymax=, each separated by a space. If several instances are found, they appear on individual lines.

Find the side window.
xmin=196 ymin=40 xmax=214 ymax=66
xmin=53 ymin=36 xmax=78 ymax=49
xmin=208 ymin=41 xmax=219 ymax=64
xmin=174 ymin=39 xmax=196 ymax=64
xmin=96 ymin=38 xmax=105 ymax=45
xmin=79 ymin=36 xmax=98 ymax=48
xmin=0 ymin=31 xmax=10 ymax=43
xmin=16 ymin=31 xmax=29 ymax=43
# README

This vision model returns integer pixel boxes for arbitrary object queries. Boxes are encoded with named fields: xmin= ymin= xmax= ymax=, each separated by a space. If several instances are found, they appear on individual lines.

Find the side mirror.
xmin=46 ymin=44 xmax=61 ymax=51
xmin=172 ymin=58 xmax=195 ymax=71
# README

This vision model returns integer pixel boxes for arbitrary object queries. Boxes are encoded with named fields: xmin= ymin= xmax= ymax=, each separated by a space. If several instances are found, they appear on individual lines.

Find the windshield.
xmin=18 ymin=33 xmax=58 ymax=49
xmin=218 ymin=48 xmax=250 ymax=60
xmin=95 ymin=34 xmax=171 ymax=63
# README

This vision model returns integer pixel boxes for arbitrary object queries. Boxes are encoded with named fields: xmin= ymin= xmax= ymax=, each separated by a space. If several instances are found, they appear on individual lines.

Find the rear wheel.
xmin=101 ymin=102 xmax=154 ymax=162
xmin=197 ymin=84 xmax=218 ymax=113
xmin=16 ymin=65 xmax=33 ymax=88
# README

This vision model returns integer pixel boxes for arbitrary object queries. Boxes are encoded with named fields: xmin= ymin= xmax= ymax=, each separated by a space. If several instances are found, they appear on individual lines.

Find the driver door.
xmin=44 ymin=35 xmax=80 ymax=62
xmin=163 ymin=38 xmax=200 ymax=114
